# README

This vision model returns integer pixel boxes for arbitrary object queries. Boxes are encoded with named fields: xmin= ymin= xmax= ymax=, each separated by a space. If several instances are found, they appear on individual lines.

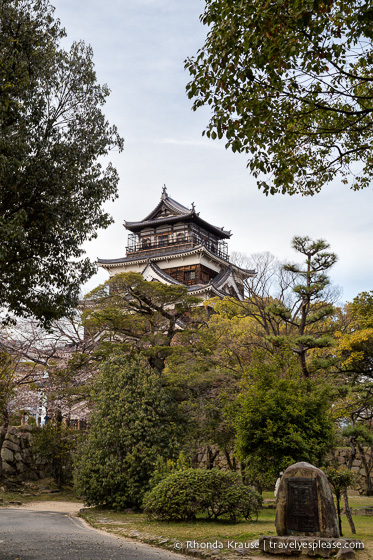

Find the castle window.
xmin=163 ymin=265 xmax=217 ymax=286
xmin=157 ymin=234 xmax=169 ymax=247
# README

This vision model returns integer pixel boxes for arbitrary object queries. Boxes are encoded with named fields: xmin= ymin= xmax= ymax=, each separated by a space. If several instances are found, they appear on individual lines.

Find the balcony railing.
xmin=126 ymin=233 xmax=229 ymax=261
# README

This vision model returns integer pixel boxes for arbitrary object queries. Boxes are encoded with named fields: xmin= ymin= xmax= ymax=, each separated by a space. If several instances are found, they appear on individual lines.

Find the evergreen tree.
xmin=234 ymin=353 xmax=335 ymax=487
xmin=75 ymin=355 xmax=183 ymax=509
xmin=83 ymin=272 xmax=202 ymax=373
xmin=0 ymin=0 xmax=123 ymax=325
xmin=268 ymin=236 xmax=338 ymax=377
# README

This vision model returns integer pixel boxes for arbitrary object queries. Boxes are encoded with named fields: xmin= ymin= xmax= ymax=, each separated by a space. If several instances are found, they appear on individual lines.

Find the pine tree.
xmin=267 ymin=236 xmax=337 ymax=378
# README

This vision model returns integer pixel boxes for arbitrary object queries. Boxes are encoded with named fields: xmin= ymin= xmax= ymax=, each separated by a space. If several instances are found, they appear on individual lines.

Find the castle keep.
xmin=98 ymin=187 xmax=254 ymax=300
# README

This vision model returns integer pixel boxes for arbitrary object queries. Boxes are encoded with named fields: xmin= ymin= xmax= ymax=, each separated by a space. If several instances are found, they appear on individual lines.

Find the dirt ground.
xmin=15 ymin=500 xmax=84 ymax=516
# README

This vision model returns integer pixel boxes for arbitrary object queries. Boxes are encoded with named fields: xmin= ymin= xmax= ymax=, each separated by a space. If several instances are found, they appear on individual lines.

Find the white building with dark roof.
xmin=98 ymin=187 xmax=255 ymax=300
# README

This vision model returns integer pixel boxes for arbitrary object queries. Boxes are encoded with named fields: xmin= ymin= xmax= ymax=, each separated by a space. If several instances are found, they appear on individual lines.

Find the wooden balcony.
xmin=126 ymin=233 xmax=229 ymax=261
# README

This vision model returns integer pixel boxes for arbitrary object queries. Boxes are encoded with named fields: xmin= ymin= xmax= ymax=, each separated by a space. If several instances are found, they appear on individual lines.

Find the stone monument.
xmin=275 ymin=462 xmax=339 ymax=538
xmin=258 ymin=463 xmax=364 ymax=557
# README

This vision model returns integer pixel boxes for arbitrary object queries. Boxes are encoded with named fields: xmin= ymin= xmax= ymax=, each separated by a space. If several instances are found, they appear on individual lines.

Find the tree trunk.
xmin=347 ymin=436 xmax=357 ymax=469
xmin=343 ymin=489 xmax=356 ymax=535
xmin=0 ymin=410 xmax=9 ymax=446
xmin=0 ymin=409 xmax=10 ymax=479
xmin=356 ymin=442 xmax=373 ymax=496
xmin=0 ymin=426 xmax=6 ymax=478
xmin=224 ymin=449 xmax=237 ymax=471
xmin=0 ymin=421 xmax=8 ymax=451
xmin=365 ymin=474 xmax=373 ymax=496
xmin=299 ymin=349 xmax=309 ymax=379
xmin=206 ymin=445 xmax=219 ymax=469
xmin=335 ymin=491 xmax=343 ymax=537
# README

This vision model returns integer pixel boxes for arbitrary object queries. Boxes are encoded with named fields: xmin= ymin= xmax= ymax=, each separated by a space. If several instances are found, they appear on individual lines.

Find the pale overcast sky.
xmin=52 ymin=0 xmax=372 ymax=303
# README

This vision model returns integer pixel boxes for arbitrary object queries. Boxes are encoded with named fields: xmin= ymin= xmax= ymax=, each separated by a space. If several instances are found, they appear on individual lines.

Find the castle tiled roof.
xmin=97 ymin=244 xmax=254 ymax=279
xmin=142 ymin=193 xmax=190 ymax=220
xmin=124 ymin=188 xmax=232 ymax=240
xmin=142 ymin=261 xmax=230 ymax=298
xmin=97 ymin=245 xmax=210 ymax=266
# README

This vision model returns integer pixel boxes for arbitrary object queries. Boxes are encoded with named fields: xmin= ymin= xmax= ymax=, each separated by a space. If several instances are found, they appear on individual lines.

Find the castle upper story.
xmin=97 ymin=187 xmax=255 ymax=300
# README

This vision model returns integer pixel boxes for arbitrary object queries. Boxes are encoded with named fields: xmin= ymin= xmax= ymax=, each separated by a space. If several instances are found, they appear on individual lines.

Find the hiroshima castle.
xmin=98 ymin=187 xmax=254 ymax=300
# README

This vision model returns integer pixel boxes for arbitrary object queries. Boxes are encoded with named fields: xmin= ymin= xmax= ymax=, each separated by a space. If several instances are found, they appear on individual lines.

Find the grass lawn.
xmin=0 ymin=478 xmax=79 ymax=504
xmin=1 ymin=484 xmax=371 ymax=559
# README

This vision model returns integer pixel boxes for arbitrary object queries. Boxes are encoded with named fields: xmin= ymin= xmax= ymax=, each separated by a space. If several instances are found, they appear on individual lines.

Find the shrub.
xmin=143 ymin=468 xmax=262 ymax=522
xmin=148 ymin=452 xmax=189 ymax=489
xmin=31 ymin=422 xmax=78 ymax=488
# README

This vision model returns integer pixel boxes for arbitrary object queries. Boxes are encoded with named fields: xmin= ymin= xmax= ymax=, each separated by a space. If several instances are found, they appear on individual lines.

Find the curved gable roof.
xmin=124 ymin=188 xmax=231 ymax=239
xmin=142 ymin=194 xmax=190 ymax=221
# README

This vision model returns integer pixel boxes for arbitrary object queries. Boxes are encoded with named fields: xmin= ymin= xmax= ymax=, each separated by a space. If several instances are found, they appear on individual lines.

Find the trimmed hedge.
xmin=143 ymin=468 xmax=262 ymax=522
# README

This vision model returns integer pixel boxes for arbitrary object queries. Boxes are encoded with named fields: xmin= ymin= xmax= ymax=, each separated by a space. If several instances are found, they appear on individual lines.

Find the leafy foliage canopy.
xmin=0 ymin=0 xmax=123 ymax=325
xmin=186 ymin=0 xmax=373 ymax=195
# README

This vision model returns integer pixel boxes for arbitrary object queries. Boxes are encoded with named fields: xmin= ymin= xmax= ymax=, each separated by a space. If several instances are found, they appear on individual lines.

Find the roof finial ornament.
xmin=191 ymin=202 xmax=195 ymax=212
xmin=161 ymin=184 xmax=167 ymax=199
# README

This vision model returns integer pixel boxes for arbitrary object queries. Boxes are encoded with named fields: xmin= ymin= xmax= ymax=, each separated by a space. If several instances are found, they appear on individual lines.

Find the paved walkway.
xmin=0 ymin=507 xmax=187 ymax=560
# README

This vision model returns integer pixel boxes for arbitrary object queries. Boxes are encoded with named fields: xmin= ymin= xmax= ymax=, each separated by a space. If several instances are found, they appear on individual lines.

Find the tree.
xmin=343 ymin=423 xmax=373 ymax=497
xmin=165 ymin=300 xmax=267 ymax=469
xmin=0 ymin=348 xmax=14 ymax=460
xmin=0 ymin=326 xmax=50 ymax=427
xmin=83 ymin=272 xmax=202 ymax=373
xmin=75 ymin=355 xmax=183 ymax=509
xmin=268 ymin=236 xmax=338 ymax=377
xmin=336 ymin=291 xmax=373 ymax=495
xmin=223 ymin=238 xmax=339 ymax=378
xmin=232 ymin=349 xmax=335 ymax=486
xmin=165 ymin=238 xmax=338 ymax=470
xmin=31 ymin=420 xmax=78 ymax=488
xmin=324 ymin=466 xmax=356 ymax=536
xmin=0 ymin=0 xmax=123 ymax=326
xmin=231 ymin=251 xmax=298 ymax=337
xmin=185 ymin=0 xmax=373 ymax=195
xmin=234 ymin=354 xmax=335 ymax=487
xmin=337 ymin=291 xmax=373 ymax=384
xmin=1 ymin=312 xmax=94 ymax=424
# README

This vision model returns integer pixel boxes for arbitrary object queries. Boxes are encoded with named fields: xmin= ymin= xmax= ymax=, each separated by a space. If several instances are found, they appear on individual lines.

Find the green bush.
xmin=148 ymin=452 xmax=189 ymax=489
xmin=143 ymin=468 xmax=262 ymax=522
xmin=234 ymin=364 xmax=335 ymax=483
